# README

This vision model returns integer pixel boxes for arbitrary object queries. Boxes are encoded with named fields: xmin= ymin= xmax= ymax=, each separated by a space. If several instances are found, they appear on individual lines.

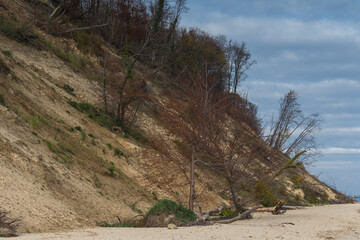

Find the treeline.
xmin=45 ymin=0 xmax=259 ymax=130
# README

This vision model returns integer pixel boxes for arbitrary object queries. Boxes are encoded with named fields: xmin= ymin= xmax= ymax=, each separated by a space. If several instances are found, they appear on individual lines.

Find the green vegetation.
xmin=146 ymin=199 xmax=196 ymax=222
xmin=100 ymin=221 xmax=137 ymax=228
xmin=107 ymin=162 xmax=116 ymax=176
xmin=106 ymin=143 xmax=112 ymax=150
xmin=0 ymin=94 xmax=5 ymax=106
xmin=62 ymin=84 xmax=75 ymax=96
xmin=220 ymin=208 xmax=237 ymax=218
xmin=25 ymin=114 xmax=48 ymax=129
xmin=44 ymin=139 xmax=74 ymax=164
xmin=0 ymin=16 xmax=38 ymax=46
xmin=74 ymin=126 xmax=86 ymax=141
xmin=0 ymin=57 xmax=10 ymax=75
xmin=255 ymin=182 xmax=278 ymax=207
xmin=114 ymin=148 xmax=124 ymax=157
xmin=1 ymin=49 xmax=12 ymax=58
xmin=43 ymin=40 xmax=87 ymax=72
xmin=123 ymin=126 xmax=149 ymax=145
xmin=71 ymin=32 xmax=103 ymax=56
xmin=69 ymin=101 xmax=116 ymax=129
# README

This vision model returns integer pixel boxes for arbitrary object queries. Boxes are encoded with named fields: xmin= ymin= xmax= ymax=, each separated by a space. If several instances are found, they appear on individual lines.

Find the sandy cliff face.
xmin=0 ymin=0 xmax=347 ymax=233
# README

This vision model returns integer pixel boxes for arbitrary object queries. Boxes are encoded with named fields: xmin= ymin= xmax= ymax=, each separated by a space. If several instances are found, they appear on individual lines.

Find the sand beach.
xmin=9 ymin=203 xmax=360 ymax=240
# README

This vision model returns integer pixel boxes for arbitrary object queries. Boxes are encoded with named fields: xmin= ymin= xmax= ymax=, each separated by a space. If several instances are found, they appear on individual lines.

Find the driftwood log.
xmin=216 ymin=205 xmax=263 ymax=224
xmin=198 ymin=203 xmax=227 ymax=222
xmin=272 ymin=200 xmax=287 ymax=215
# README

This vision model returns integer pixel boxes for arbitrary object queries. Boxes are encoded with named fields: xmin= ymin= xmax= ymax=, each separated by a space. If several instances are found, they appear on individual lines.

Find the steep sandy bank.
xmin=10 ymin=203 xmax=360 ymax=240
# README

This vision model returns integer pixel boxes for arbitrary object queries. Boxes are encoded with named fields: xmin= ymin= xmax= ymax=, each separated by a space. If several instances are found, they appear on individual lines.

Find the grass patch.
xmin=71 ymin=31 xmax=103 ymax=56
xmin=74 ymin=126 xmax=86 ymax=141
xmin=25 ymin=114 xmax=48 ymax=129
xmin=100 ymin=221 xmax=137 ymax=228
xmin=62 ymin=84 xmax=75 ymax=96
xmin=1 ymin=49 xmax=12 ymax=58
xmin=255 ymin=182 xmax=278 ymax=207
xmin=146 ymin=199 xmax=196 ymax=223
xmin=44 ymin=139 xmax=74 ymax=164
xmin=0 ymin=57 xmax=10 ymax=75
xmin=123 ymin=126 xmax=149 ymax=145
xmin=69 ymin=101 xmax=116 ymax=129
xmin=0 ymin=16 xmax=38 ymax=46
xmin=0 ymin=94 xmax=5 ymax=106
xmin=107 ymin=162 xmax=116 ymax=176
xmin=114 ymin=148 xmax=124 ymax=157
xmin=43 ymin=40 xmax=87 ymax=72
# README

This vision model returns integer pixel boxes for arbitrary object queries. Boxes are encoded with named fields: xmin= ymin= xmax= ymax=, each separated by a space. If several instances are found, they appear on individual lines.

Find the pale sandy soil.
xmin=8 ymin=203 xmax=360 ymax=240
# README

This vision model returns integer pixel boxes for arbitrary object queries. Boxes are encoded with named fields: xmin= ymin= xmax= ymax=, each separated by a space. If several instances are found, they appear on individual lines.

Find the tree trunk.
xmin=228 ymin=178 xmax=242 ymax=213
xmin=189 ymin=145 xmax=195 ymax=211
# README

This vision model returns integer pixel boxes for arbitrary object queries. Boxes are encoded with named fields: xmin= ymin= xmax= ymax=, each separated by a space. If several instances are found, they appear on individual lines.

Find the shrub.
xmin=0 ymin=94 xmax=5 ymax=106
xmin=43 ymin=40 xmax=87 ymax=72
xmin=71 ymin=32 xmax=103 ymax=56
xmin=0 ymin=17 xmax=38 ymax=46
xmin=62 ymin=84 xmax=75 ymax=96
xmin=69 ymin=101 xmax=116 ymax=129
xmin=107 ymin=162 xmax=116 ymax=176
xmin=255 ymin=182 xmax=278 ymax=207
xmin=123 ymin=126 xmax=149 ymax=145
xmin=114 ymin=148 xmax=124 ymax=156
xmin=0 ymin=57 xmax=10 ymax=75
xmin=100 ymin=221 xmax=137 ymax=228
xmin=146 ymin=199 xmax=196 ymax=223
xmin=1 ymin=50 xmax=12 ymax=58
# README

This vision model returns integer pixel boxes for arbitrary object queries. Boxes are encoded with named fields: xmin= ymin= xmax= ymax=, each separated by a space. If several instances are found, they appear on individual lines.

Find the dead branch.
xmin=62 ymin=23 xmax=109 ymax=34
xmin=49 ymin=1 xmax=64 ymax=18
xmin=271 ymin=200 xmax=286 ymax=215
xmin=216 ymin=205 xmax=262 ymax=224
xmin=0 ymin=209 xmax=21 ymax=237
xmin=198 ymin=203 xmax=227 ymax=222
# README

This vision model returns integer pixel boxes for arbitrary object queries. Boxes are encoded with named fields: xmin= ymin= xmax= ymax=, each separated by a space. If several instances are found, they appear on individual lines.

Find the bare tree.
xmin=266 ymin=90 xmax=321 ymax=161
xmin=225 ymin=40 xmax=256 ymax=93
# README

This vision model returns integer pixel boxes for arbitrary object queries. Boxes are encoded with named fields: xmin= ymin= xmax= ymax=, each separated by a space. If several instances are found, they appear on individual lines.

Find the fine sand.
xmin=9 ymin=203 xmax=360 ymax=240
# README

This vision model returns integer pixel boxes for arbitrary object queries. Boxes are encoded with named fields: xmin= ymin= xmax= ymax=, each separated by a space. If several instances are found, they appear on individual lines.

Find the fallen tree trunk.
xmin=198 ymin=203 xmax=227 ymax=222
xmin=252 ymin=205 xmax=305 ymax=213
xmin=272 ymin=200 xmax=286 ymax=215
xmin=216 ymin=205 xmax=262 ymax=224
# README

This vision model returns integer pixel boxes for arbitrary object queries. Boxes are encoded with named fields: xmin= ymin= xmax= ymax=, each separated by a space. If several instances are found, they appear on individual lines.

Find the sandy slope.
xmin=9 ymin=203 xmax=360 ymax=240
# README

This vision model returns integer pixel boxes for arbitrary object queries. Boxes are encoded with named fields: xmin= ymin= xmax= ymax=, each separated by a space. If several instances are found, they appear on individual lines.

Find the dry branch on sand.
xmin=0 ymin=209 xmax=21 ymax=237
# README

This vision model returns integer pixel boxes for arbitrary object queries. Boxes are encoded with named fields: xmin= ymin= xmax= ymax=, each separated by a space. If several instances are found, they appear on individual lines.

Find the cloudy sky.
xmin=182 ymin=0 xmax=360 ymax=195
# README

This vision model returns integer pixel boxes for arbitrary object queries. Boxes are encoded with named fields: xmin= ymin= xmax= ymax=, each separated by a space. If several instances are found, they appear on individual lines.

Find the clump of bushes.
xmin=0 ymin=94 xmax=5 ymax=106
xmin=71 ymin=32 xmax=103 ymax=56
xmin=254 ymin=182 xmax=278 ymax=207
xmin=1 ymin=50 xmax=12 ymax=58
xmin=69 ymin=101 xmax=116 ymax=129
xmin=146 ymin=199 xmax=196 ymax=223
xmin=43 ymin=40 xmax=87 ymax=72
xmin=114 ymin=148 xmax=124 ymax=157
xmin=0 ymin=17 xmax=38 ymax=46
xmin=0 ymin=57 xmax=10 ymax=75
xmin=107 ymin=162 xmax=116 ymax=176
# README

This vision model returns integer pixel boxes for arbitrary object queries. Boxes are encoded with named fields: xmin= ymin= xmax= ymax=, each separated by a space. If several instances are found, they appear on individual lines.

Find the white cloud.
xmin=321 ymin=127 xmax=360 ymax=137
xmin=321 ymin=147 xmax=360 ymax=154
xmin=200 ymin=15 xmax=360 ymax=47
xmin=314 ymin=160 xmax=360 ymax=169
